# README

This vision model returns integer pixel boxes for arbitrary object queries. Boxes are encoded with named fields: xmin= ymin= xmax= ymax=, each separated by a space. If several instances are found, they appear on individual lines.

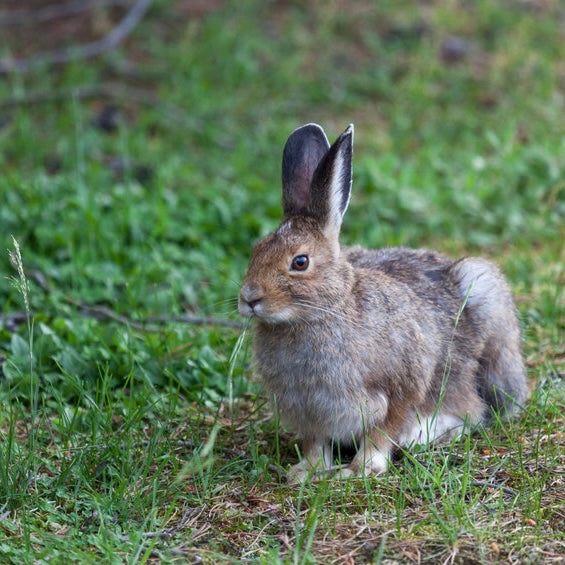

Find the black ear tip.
xmin=342 ymin=124 xmax=354 ymax=139
xmin=334 ymin=124 xmax=354 ymax=156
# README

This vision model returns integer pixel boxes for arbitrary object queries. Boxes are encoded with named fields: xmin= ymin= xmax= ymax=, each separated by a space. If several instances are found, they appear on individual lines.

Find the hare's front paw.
xmin=344 ymin=443 xmax=389 ymax=478
xmin=286 ymin=439 xmax=333 ymax=483
xmin=335 ymin=465 xmax=357 ymax=480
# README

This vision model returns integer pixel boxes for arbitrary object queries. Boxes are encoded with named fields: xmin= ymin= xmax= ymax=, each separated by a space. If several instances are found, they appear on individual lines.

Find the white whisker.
xmin=294 ymin=299 xmax=363 ymax=330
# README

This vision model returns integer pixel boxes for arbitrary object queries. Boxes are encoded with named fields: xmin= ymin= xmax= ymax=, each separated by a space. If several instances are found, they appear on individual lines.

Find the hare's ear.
xmin=282 ymin=124 xmax=330 ymax=217
xmin=310 ymin=124 xmax=353 ymax=240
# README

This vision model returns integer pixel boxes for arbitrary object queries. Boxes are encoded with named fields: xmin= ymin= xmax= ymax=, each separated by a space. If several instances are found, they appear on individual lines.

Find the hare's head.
xmin=239 ymin=124 xmax=355 ymax=324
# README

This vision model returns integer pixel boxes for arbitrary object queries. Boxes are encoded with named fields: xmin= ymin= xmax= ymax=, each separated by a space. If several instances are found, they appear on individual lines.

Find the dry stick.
xmin=0 ymin=301 xmax=244 ymax=331
xmin=471 ymin=480 xmax=517 ymax=496
xmin=145 ymin=314 xmax=244 ymax=329
xmin=0 ymin=0 xmax=154 ymax=73
xmin=110 ymin=507 xmax=206 ymax=545
xmin=17 ymin=270 xmax=244 ymax=331
xmin=0 ymin=0 xmax=132 ymax=25
xmin=68 ymin=299 xmax=245 ymax=331
xmin=71 ymin=301 xmax=154 ymax=332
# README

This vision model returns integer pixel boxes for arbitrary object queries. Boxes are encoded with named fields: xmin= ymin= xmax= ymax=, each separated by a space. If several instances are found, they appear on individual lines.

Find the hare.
xmin=238 ymin=123 xmax=529 ymax=482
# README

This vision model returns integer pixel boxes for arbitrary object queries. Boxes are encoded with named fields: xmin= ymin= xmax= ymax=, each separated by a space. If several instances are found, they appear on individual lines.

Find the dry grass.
xmin=137 ymin=390 xmax=565 ymax=564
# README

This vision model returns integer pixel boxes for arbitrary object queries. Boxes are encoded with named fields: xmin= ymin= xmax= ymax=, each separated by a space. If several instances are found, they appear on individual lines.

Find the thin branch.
xmin=471 ymin=480 xmax=518 ymax=496
xmin=0 ymin=0 xmax=131 ymax=25
xmin=3 ymin=269 xmax=244 ymax=332
xmin=73 ymin=302 xmax=152 ymax=332
xmin=1 ymin=303 xmax=244 ymax=332
xmin=68 ymin=299 xmax=245 ymax=331
xmin=0 ymin=0 xmax=154 ymax=73
xmin=109 ymin=507 xmax=206 ymax=544
xmin=145 ymin=314 xmax=244 ymax=329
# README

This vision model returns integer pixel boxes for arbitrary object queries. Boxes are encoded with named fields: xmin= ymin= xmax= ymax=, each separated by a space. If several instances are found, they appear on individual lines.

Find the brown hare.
xmin=239 ymin=123 xmax=529 ymax=482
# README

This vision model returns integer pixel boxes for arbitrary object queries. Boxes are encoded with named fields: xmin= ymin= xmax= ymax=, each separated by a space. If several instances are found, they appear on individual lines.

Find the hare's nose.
xmin=239 ymin=284 xmax=264 ymax=313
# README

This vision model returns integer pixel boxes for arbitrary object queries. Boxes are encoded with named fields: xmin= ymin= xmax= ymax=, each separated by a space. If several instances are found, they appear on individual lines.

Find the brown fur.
xmin=238 ymin=124 xmax=529 ymax=481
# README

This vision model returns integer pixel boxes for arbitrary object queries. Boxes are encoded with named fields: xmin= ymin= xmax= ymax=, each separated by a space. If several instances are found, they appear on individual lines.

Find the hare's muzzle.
xmin=239 ymin=283 xmax=264 ymax=317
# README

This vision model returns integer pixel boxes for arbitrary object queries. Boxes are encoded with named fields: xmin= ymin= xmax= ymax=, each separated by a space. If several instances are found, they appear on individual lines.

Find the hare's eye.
xmin=291 ymin=255 xmax=309 ymax=271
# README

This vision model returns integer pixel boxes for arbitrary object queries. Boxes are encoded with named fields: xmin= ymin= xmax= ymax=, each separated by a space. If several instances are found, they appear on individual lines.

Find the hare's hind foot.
xmin=343 ymin=435 xmax=390 ymax=478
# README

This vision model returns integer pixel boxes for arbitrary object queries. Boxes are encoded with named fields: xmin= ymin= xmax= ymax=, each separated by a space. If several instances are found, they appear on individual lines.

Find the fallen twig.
xmin=72 ymin=302 xmax=152 ymax=332
xmin=0 ymin=0 xmax=154 ymax=73
xmin=471 ymin=480 xmax=518 ymax=496
xmin=145 ymin=314 xmax=244 ymax=329
xmin=69 ymin=299 xmax=245 ymax=331
xmin=4 ymin=268 xmax=244 ymax=332
xmin=0 ymin=0 xmax=131 ymax=25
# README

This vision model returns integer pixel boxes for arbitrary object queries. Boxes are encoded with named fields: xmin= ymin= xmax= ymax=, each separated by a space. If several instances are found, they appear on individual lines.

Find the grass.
xmin=0 ymin=0 xmax=564 ymax=562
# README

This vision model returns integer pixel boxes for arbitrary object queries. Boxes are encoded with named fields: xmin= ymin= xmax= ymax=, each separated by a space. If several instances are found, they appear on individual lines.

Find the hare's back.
xmin=345 ymin=246 xmax=454 ymax=285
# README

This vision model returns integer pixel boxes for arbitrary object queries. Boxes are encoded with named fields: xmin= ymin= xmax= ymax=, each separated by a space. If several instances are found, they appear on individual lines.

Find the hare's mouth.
xmin=238 ymin=300 xmax=256 ymax=318
xmin=238 ymin=299 xmax=296 ymax=323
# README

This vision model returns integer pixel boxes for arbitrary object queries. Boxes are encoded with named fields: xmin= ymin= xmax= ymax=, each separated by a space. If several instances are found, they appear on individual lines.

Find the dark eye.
xmin=291 ymin=255 xmax=309 ymax=271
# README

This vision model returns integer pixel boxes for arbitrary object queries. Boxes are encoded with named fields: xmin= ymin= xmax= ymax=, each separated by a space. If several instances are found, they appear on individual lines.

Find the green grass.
xmin=0 ymin=1 xmax=564 ymax=562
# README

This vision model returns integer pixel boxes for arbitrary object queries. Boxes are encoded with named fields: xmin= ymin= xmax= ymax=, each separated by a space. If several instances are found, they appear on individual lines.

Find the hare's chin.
xmin=251 ymin=307 xmax=296 ymax=323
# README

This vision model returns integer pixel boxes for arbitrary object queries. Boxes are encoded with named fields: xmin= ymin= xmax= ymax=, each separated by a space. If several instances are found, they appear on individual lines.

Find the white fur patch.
xmin=398 ymin=413 xmax=464 ymax=446
xmin=327 ymin=148 xmax=345 ymax=233
xmin=364 ymin=449 xmax=388 ymax=475
xmin=325 ymin=129 xmax=352 ymax=237
xmin=261 ymin=306 xmax=295 ymax=323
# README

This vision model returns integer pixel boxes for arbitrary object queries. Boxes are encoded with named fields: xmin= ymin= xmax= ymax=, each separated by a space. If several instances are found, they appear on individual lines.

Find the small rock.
xmin=440 ymin=36 xmax=469 ymax=64
xmin=92 ymin=104 xmax=121 ymax=133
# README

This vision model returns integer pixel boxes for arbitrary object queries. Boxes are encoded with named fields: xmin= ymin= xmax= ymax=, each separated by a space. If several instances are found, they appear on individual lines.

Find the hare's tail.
xmin=452 ymin=258 xmax=529 ymax=419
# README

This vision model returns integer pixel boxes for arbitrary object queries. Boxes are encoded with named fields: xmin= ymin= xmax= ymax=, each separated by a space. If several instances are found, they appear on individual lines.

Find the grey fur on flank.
xmin=239 ymin=123 xmax=529 ymax=482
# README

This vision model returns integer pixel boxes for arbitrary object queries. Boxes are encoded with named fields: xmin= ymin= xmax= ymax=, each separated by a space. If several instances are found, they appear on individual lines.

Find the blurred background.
xmin=0 ymin=0 xmax=563 ymax=400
